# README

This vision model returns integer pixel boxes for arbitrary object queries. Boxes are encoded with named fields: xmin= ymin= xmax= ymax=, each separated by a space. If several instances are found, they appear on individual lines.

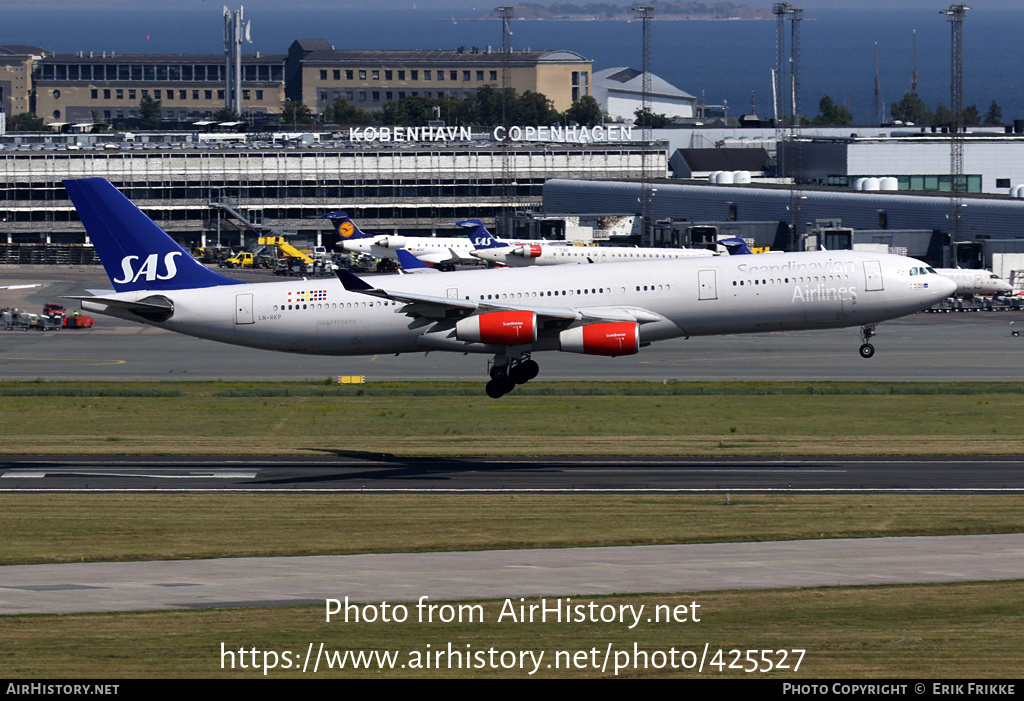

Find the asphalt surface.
xmin=3 ymin=534 xmax=1023 ymax=615
xmin=2 ymin=455 xmax=1024 ymax=493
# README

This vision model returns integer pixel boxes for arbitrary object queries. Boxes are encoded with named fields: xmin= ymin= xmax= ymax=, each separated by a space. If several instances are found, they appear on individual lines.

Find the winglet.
xmin=323 ymin=211 xmax=372 ymax=240
xmin=395 ymin=249 xmax=439 ymax=273
xmin=336 ymin=268 xmax=375 ymax=291
xmin=718 ymin=237 xmax=753 ymax=255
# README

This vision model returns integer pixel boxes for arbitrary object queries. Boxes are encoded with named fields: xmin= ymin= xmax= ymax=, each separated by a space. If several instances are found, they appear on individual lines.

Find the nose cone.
xmin=934 ymin=274 xmax=958 ymax=299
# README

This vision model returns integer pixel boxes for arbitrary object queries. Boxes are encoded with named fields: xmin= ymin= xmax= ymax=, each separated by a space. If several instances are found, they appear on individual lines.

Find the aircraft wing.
xmin=409 ymin=248 xmax=463 ymax=265
xmin=336 ymin=270 xmax=662 ymax=325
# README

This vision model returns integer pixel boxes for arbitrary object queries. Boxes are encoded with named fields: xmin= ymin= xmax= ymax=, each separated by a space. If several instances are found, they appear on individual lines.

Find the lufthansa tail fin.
xmin=63 ymin=178 xmax=243 ymax=293
xmin=323 ymin=211 xmax=372 ymax=241
xmin=458 ymin=219 xmax=505 ymax=249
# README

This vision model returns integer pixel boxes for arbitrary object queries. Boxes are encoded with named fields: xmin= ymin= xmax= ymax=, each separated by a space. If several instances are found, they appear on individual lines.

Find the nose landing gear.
xmin=485 ymin=354 xmax=539 ymax=398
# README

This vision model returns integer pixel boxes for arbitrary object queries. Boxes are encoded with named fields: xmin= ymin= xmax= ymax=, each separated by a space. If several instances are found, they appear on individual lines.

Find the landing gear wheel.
xmin=485 ymin=377 xmax=515 ymax=398
xmin=509 ymin=364 xmax=529 ymax=385
xmin=859 ymin=343 xmax=875 ymax=359
xmin=519 ymin=359 xmax=540 ymax=381
xmin=489 ymin=365 xmax=509 ymax=381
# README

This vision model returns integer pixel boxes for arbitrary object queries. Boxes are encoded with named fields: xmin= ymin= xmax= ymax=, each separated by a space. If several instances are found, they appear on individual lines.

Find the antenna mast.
xmin=911 ymin=29 xmax=918 ymax=94
xmin=497 ymin=6 xmax=515 ymax=236
xmin=942 ymin=4 xmax=969 ymax=258
xmin=634 ymin=5 xmax=654 ymax=245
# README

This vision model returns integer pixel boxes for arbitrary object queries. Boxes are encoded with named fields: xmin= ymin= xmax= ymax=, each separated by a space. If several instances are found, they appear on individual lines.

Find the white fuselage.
xmin=341 ymin=236 xmax=566 ymax=265
xmin=81 ymin=251 xmax=954 ymax=358
xmin=471 ymin=244 xmax=714 ymax=267
xmin=934 ymin=268 xmax=1014 ymax=296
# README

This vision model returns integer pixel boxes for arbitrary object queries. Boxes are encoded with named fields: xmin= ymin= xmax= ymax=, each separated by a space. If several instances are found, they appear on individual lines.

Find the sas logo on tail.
xmin=114 ymin=252 xmax=182 ymax=284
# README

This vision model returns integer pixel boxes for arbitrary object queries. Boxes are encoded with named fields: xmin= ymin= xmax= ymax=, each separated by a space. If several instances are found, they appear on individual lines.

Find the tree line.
xmin=805 ymin=93 xmax=1005 ymax=127
xmin=287 ymin=86 xmax=605 ymax=129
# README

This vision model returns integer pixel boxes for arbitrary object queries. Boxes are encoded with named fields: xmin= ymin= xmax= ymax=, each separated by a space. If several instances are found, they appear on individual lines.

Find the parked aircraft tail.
xmin=460 ymin=219 xmax=504 ymax=249
xmin=323 ymin=211 xmax=372 ymax=241
xmin=395 ymin=249 xmax=440 ymax=274
xmin=718 ymin=237 xmax=754 ymax=255
xmin=63 ymin=178 xmax=243 ymax=293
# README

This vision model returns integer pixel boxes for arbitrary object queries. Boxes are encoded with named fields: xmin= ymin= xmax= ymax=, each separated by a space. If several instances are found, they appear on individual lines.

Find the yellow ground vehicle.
xmin=221 ymin=251 xmax=271 ymax=269
xmin=258 ymin=236 xmax=313 ymax=264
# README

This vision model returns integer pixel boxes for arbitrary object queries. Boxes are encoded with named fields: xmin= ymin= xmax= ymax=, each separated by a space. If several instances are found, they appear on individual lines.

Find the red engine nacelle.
xmin=512 ymin=244 xmax=543 ymax=258
xmin=455 ymin=310 xmax=538 ymax=345
xmin=559 ymin=322 xmax=639 ymax=356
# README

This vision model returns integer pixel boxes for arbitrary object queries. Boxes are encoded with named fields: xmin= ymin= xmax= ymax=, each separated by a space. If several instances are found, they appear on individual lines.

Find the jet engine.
xmin=455 ymin=310 xmax=538 ymax=345
xmin=373 ymin=236 xmax=407 ymax=249
xmin=559 ymin=322 xmax=639 ymax=356
xmin=511 ymin=245 xmax=543 ymax=258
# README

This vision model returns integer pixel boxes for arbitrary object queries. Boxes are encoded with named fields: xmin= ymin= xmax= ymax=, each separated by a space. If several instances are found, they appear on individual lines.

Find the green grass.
xmin=2 ymin=582 xmax=1021 ymax=678
xmin=2 ymin=494 xmax=1021 ymax=566
xmin=2 ymin=380 xmax=1024 ymax=455
xmin=2 ymin=380 xmax=1022 ymax=678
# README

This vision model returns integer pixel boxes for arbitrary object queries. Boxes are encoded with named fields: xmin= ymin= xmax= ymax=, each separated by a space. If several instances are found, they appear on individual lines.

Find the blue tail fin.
xmin=458 ymin=219 xmax=504 ymax=249
xmin=395 ymin=249 xmax=439 ymax=274
xmin=718 ymin=237 xmax=753 ymax=255
xmin=64 ymin=178 xmax=243 ymax=292
xmin=323 ymin=211 xmax=372 ymax=240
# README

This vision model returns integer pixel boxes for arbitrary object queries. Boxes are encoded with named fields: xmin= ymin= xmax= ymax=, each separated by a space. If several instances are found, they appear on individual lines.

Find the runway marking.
xmin=0 ymin=357 xmax=127 ymax=366
xmin=1 ymin=470 xmax=257 ymax=479
xmin=2 ymin=488 xmax=1023 ymax=494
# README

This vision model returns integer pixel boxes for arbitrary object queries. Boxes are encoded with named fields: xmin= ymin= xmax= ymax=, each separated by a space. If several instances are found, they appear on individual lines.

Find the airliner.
xmin=468 ymin=228 xmax=714 ymax=266
xmin=63 ymin=178 xmax=956 ymax=398
xmin=325 ymin=213 xmax=557 ymax=269
xmin=933 ymin=268 xmax=1014 ymax=296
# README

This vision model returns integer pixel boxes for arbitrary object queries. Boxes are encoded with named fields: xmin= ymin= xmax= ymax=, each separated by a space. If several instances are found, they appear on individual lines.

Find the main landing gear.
xmin=485 ymin=353 xmax=540 ymax=398
xmin=859 ymin=323 xmax=877 ymax=359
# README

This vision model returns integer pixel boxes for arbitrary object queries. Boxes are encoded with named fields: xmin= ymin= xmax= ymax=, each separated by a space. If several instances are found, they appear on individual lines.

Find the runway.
xmin=2 ymin=455 xmax=1024 ymax=492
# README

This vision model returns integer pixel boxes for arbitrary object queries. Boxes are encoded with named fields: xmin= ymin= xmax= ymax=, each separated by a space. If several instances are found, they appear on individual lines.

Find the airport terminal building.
xmin=0 ymin=134 xmax=661 ymax=255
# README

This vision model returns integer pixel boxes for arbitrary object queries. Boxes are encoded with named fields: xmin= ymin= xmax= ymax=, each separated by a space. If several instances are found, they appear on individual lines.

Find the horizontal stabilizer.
xmin=64 ymin=294 xmax=174 ymax=322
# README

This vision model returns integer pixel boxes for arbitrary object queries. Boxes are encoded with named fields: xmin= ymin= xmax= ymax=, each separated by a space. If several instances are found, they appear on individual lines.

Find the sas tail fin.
xmin=323 ymin=211 xmax=372 ymax=240
xmin=459 ymin=219 xmax=505 ymax=249
xmin=718 ymin=237 xmax=753 ymax=255
xmin=63 ymin=178 xmax=242 ymax=293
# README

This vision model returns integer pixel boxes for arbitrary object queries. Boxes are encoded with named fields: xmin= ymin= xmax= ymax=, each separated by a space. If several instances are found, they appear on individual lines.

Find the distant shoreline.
xmin=457 ymin=17 xmax=771 ymax=22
